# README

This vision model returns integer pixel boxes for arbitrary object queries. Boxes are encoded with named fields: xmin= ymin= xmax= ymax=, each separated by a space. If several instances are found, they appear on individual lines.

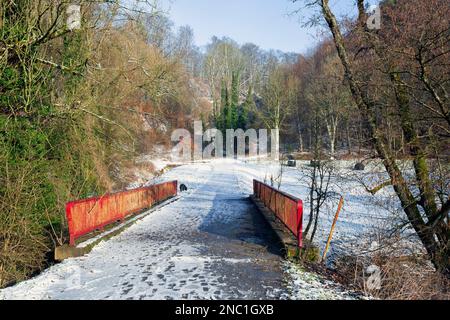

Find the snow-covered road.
xmin=0 ymin=160 xmax=356 ymax=300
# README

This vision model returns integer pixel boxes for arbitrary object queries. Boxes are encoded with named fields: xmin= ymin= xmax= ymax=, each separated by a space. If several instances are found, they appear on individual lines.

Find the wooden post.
xmin=322 ymin=196 xmax=344 ymax=263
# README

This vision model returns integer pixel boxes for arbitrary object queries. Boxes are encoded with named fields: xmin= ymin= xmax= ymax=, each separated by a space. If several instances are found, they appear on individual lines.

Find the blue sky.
xmin=162 ymin=0 xmax=380 ymax=54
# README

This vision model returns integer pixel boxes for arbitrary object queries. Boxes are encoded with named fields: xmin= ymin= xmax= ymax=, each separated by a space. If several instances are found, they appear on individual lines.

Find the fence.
xmin=66 ymin=181 xmax=178 ymax=246
xmin=253 ymin=180 xmax=303 ymax=247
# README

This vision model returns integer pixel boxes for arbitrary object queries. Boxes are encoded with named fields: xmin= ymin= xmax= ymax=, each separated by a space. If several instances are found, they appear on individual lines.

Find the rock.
xmin=287 ymin=160 xmax=297 ymax=167
xmin=354 ymin=162 xmax=365 ymax=171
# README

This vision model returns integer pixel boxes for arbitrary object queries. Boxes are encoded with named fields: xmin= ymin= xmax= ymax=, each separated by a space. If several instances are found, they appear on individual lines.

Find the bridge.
xmin=0 ymin=161 xmax=352 ymax=300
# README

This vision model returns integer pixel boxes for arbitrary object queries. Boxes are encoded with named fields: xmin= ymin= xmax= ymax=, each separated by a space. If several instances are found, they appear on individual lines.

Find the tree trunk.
xmin=310 ymin=202 xmax=321 ymax=243
xmin=298 ymin=131 xmax=304 ymax=153
xmin=358 ymin=121 xmax=363 ymax=155
xmin=346 ymin=119 xmax=352 ymax=154
xmin=325 ymin=122 xmax=336 ymax=156
xmin=304 ymin=180 xmax=315 ymax=237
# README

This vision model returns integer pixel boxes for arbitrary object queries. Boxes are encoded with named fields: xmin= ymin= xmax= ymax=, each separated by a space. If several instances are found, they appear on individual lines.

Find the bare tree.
xmin=293 ymin=0 xmax=449 ymax=274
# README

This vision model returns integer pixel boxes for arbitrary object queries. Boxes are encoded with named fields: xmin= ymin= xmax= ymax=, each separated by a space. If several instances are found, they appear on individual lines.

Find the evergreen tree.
xmin=230 ymin=71 xmax=240 ymax=129
xmin=223 ymin=86 xmax=230 ymax=129
xmin=217 ymin=80 xmax=228 ymax=131
xmin=200 ymin=112 xmax=207 ymax=129
xmin=221 ymin=83 xmax=230 ymax=131
xmin=212 ymin=99 xmax=218 ymax=124
xmin=239 ymin=85 xmax=253 ymax=129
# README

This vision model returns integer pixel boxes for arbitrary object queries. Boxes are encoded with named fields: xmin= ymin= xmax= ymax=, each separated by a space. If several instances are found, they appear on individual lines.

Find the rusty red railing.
xmin=253 ymin=180 xmax=303 ymax=247
xmin=66 ymin=181 xmax=178 ymax=246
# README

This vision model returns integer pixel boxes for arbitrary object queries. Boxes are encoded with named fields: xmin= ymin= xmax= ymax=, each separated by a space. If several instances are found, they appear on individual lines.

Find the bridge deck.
xmin=0 ymin=161 xmax=354 ymax=300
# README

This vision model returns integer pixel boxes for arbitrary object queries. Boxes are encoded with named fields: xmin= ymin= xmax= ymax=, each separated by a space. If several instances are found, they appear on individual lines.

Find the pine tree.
xmin=221 ymin=83 xmax=230 ymax=131
xmin=239 ymin=85 xmax=253 ymax=129
xmin=224 ymin=86 xmax=231 ymax=129
xmin=217 ymin=80 xmax=228 ymax=132
xmin=212 ymin=99 xmax=218 ymax=124
xmin=230 ymin=71 xmax=240 ymax=129
xmin=200 ymin=112 xmax=207 ymax=129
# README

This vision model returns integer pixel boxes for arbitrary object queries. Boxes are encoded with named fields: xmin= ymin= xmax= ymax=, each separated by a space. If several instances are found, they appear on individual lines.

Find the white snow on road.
xmin=0 ymin=160 xmax=364 ymax=300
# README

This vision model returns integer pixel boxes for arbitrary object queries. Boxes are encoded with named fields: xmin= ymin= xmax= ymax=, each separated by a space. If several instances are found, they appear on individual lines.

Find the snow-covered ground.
xmin=0 ymin=159 xmax=365 ymax=300
xmin=233 ymin=159 xmax=423 ymax=260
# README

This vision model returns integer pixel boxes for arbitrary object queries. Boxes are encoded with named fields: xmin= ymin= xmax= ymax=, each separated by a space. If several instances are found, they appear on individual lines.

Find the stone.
xmin=354 ymin=162 xmax=365 ymax=171
xmin=287 ymin=160 xmax=297 ymax=167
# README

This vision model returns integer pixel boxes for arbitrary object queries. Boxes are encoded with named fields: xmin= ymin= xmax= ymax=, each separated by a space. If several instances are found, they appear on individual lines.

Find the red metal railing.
xmin=253 ymin=180 xmax=303 ymax=247
xmin=66 ymin=181 xmax=178 ymax=246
